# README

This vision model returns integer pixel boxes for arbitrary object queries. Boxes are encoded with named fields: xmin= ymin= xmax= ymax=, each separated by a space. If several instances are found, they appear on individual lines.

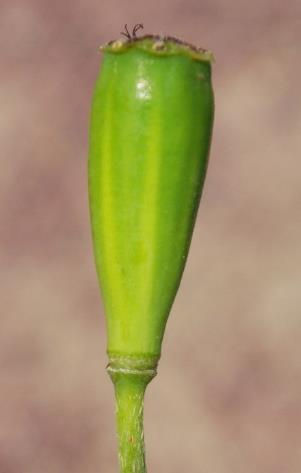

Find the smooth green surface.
xmin=89 ymin=46 xmax=214 ymax=360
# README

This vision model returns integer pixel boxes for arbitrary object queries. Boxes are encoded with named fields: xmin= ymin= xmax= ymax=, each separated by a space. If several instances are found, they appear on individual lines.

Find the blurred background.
xmin=1 ymin=0 xmax=301 ymax=471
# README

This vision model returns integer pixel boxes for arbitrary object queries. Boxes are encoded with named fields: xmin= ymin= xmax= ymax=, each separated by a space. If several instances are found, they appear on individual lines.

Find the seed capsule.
xmin=88 ymin=35 xmax=214 ymax=368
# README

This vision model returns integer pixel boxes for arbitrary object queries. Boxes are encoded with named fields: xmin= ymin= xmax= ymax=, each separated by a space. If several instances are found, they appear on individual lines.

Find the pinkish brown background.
xmin=1 ymin=0 xmax=301 ymax=472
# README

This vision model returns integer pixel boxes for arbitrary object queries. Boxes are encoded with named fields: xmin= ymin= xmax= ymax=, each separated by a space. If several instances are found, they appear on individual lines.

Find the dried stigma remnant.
xmin=121 ymin=23 xmax=144 ymax=40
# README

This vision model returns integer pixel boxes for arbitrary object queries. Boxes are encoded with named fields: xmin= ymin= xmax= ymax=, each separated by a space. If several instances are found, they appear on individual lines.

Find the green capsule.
xmin=88 ymin=33 xmax=214 ymax=472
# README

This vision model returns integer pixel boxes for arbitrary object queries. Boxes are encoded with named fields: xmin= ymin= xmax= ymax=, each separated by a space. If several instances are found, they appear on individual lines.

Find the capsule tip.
xmin=99 ymin=32 xmax=214 ymax=63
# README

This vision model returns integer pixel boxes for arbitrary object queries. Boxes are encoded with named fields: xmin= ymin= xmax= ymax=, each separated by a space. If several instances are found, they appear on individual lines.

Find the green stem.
xmin=107 ymin=356 xmax=158 ymax=473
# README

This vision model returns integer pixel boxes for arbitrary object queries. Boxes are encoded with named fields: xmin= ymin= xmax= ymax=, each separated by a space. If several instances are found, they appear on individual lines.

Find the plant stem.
xmin=107 ymin=357 xmax=157 ymax=472
xmin=115 ymin=374 xmax=147 ymax=472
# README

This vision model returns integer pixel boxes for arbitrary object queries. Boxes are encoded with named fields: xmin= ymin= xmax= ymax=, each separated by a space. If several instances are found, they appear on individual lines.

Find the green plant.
xmin=88 ymin=28 xmax=214 ymax=472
